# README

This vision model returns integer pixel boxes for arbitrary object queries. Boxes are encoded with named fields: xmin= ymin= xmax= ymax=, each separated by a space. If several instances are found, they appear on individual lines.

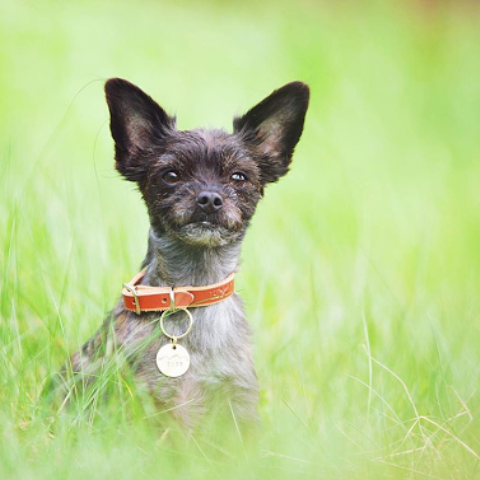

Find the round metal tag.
xmin=156 ymin=343 xmax=190 ymax=378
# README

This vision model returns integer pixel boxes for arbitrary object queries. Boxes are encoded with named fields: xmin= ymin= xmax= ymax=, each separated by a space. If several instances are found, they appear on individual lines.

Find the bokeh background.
xmin=1 ymin=0 xmax=480 ymax=478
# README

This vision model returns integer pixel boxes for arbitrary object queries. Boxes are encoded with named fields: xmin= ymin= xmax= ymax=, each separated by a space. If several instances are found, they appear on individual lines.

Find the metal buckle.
xmin=123 ymin=283 xmax=141 ymax=315
xmin=169 ymin=287 xmax=175 ymax=311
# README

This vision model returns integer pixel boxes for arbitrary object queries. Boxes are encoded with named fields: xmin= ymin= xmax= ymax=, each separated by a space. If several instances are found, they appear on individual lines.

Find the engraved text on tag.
xmin=156 ymin=343 xmax=190 ymax=377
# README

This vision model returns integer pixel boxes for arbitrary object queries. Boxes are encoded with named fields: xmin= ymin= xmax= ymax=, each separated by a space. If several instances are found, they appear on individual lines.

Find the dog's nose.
xmin=196 ymin=191 xmax=223 ymax=213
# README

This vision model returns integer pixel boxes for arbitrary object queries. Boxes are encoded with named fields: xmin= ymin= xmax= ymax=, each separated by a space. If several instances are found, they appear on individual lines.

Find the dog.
xmin=65 ymin=78 xmax=309 ymax=427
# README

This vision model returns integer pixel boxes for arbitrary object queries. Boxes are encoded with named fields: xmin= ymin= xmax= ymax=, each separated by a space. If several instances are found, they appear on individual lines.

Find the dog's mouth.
xmin=163 ymin=216 xmax=241 ymax=247
xmin=176 ymin=220 xmax=239 ymax=247
xmin=196 ymin=221 xmax=215 ymax=227
xmin=185 ymin=217 xmax=225 ymax=230
xmin=163 ymin=203 xmax=244 ymax=247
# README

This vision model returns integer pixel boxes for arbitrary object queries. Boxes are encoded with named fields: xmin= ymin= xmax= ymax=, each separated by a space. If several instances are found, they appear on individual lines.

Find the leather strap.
xmin=122 ymin=269 xmax=235 ymax=314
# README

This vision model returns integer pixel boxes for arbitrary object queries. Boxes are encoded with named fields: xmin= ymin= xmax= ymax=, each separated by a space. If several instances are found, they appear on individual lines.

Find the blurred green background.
xmin=1 ymin=0 xmax=480 ymax=478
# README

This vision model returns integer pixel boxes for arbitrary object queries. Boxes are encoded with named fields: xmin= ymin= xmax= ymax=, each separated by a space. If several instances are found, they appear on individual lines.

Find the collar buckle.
xmin=123 ymin=283 xmax=141 ymax=315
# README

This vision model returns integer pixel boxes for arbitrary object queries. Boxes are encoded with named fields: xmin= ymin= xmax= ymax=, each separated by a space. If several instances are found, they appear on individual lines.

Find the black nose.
xmin=196 ymin=191 xmax=223 ymax=213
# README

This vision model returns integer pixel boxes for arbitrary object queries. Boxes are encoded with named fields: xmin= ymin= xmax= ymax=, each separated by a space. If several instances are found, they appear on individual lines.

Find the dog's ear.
xmin=105 ymin=78 xmax=175 ymax=181
xmin=233 ymin=82 xmax=309 ymax=184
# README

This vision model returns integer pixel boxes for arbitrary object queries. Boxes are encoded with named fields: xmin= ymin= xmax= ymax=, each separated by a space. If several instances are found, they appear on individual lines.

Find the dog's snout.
xmin=196 ymin=191 xmax=223 ymax=213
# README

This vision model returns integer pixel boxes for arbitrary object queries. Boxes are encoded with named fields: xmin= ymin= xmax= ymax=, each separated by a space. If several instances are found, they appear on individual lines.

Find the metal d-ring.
xmin=160 ymin=307 xmax=194 ymax=341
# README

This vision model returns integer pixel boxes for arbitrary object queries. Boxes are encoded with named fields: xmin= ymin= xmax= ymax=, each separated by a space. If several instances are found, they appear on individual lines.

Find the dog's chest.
xmin=117 ymin=295 xmax=253 ymax=395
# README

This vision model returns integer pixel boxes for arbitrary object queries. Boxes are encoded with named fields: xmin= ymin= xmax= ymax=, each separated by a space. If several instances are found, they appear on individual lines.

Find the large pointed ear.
xmin=233 ymin=82 xmax=309 ymax=184
xmin=105 ymin=78 xmax=175 ymax=181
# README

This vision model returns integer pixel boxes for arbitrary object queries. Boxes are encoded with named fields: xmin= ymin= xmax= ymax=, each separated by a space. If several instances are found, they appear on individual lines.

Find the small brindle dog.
xmin=66 ymin=78 xmax=309 ymax=426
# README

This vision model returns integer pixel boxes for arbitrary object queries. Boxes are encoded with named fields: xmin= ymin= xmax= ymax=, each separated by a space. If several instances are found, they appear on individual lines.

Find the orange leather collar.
xmin=122 ymin=269 xmax=235 ymax=314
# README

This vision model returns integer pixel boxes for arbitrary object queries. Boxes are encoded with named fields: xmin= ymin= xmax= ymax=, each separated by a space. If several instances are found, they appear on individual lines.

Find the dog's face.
xmin=105 ymin=79 xmax=309 ymax=247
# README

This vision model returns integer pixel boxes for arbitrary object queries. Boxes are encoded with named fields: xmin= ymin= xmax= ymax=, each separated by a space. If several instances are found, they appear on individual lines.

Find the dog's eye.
xmin=231 ymin=172 xmax=248 ymax=186
xmin=162 ymin=171 xmax=179 ymax=185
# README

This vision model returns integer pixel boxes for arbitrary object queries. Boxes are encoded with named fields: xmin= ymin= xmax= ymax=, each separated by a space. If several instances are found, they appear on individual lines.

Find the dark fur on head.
xmin=105 ymin=78 xmax=309 ymax=247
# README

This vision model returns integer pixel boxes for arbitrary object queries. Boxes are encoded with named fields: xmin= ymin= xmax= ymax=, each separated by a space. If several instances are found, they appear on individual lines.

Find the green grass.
xmin=2 ymin=0 xmax=480 ymax=478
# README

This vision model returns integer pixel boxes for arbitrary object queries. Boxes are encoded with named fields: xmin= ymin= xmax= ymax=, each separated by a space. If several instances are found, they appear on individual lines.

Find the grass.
xmin=1 ymin=0 xmax=480 ymax=477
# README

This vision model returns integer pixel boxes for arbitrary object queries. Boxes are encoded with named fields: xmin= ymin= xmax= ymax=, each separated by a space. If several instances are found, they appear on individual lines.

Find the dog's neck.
xmin=142 ymin=228 xmax=242 ymax=288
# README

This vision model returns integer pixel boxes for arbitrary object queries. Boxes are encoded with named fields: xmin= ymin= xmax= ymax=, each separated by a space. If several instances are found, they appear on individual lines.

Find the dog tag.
xmin=156 ymin=343 xmax=190 ymax=377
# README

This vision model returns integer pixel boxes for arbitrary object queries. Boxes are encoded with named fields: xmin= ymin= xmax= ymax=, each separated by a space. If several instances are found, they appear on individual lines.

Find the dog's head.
xmin=105 ymin=78 xmax=309 ymax=247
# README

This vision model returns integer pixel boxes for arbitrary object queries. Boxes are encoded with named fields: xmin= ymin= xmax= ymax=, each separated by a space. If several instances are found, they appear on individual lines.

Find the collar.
xmin=122 ymin=269 xmax=235 ymax=314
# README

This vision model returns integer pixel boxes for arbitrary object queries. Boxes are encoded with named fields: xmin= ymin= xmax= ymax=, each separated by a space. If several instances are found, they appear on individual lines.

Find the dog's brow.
xmin=155 ymin=154 xmax=182 ymax=168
